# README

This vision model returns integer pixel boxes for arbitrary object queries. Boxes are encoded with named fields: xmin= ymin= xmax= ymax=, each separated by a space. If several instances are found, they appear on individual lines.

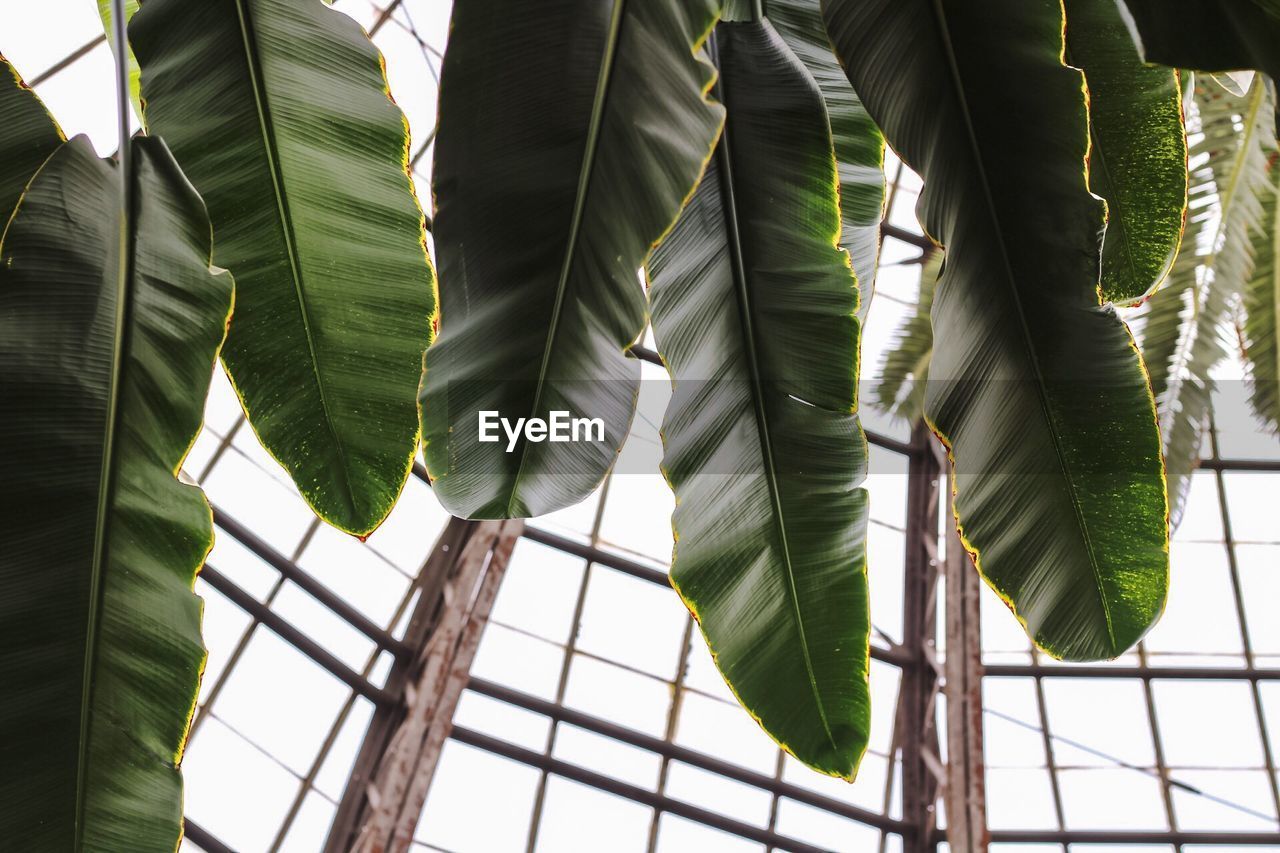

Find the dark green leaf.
xmin=1064 ymin=0 xmax=1187 ymax=304
xmin=1119 ymin=0 xmax=1280 ymax=134
xmin=421 ymin=0 xmax=724 ymax=519
xmin=0 ymin=54 xmax=63 ymax=224
xmin=766 ymin=0 xmax=886 ymax=315
xmin=648 ymin=19 xmax=870 ymax=779
xmin=823 ymin=0 xmax=1168 ymax=660
xmin=0 ymin=135 xmax=232 ymax=850
xmin=130 ymin=0 xmax=435 ymax=536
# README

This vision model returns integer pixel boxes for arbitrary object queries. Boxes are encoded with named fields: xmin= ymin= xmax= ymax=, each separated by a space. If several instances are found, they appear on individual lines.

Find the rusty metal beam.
xmin=322 ymin=518 xmax=520 ymax=853
xmin=942 ymin=520 xmax=988 ymax=853
xmin=899 ymin=422 xmax=945 ymax=853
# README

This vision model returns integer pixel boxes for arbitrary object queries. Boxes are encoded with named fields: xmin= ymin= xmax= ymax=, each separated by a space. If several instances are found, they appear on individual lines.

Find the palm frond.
xmin=873 ymin=250 xmax=941 ymax=423
xmin=1140 ymin=78 xmax=1275 ymax=525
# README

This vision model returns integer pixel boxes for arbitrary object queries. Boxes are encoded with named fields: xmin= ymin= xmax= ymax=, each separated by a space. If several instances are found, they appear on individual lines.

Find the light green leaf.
xmin=1243 ymin=160 xmax=1280 ymax=433
xmin=823 ymin=0 xmax=1168 ymax=660
xmin=130 ymin=0 xmax=435 ymax=536
xmin=874 ymin=251 xmax=942 ymax=424
xmin=421 ymin=0 xmax=724 ymax=519
xmin=1064 ymin=0 xmax=1187 ymax=304
xmin=0 ymin=53 xmax=64 ymax=224
xmin=0 ymin=135 xmax=232 ymax=850
xmin=96 ymin=0 xmax=142 ymax=120
xmin=766 ymin=0 xmax=886 ymax=317
xmin=1142 ymin=79 xmax=1274 ymax=526
xmin=648 ymin=19 xmax=870 ymax=779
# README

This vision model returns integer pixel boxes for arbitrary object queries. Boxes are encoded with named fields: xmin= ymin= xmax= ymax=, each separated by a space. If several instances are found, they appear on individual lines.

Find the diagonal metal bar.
xmin=199 ymin=563 xmax=394 ymax=706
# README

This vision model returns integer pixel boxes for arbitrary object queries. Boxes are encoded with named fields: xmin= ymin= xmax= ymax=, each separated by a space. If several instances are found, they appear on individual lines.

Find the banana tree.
xmin=0 ymin=56 xmax=232 ymax=847
xmin=6 ymin=0 xmax=1280 ymax=835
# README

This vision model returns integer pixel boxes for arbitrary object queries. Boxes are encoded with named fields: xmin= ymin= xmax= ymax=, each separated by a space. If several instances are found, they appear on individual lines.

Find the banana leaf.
xmin=129 ymin=0 xmax=435 ymax=536
xmin=766 ymin=0 xmax=886 ymax=317
xmin=0 ymin=54 xmax=64 ymax=222
xmin=420 ymin=0 xmax=724 ymax=519
xmin=823 ymin=0 xmax=1169 ymax=660
xmin=1063 ymin=0 xmax=1187 ymax=304
xmin=648 ymin=18 xmax=871 ymax=779
xmin=0 ymin=134 xmax=232 ymax=850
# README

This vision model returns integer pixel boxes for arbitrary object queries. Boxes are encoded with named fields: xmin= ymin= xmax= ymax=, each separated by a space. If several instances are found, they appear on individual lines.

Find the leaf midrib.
xmin=713 ymin=33 xmax=838 ymax=753
xmin=75 ymin=152 xmax=136 ymax=851
xmin=503 ymin=0 xmax=630 ymax=517
xmin=926 ymin=0 xmax=1116 ymax=649
xmin=232 ymin=0 xmax=357 ymax=517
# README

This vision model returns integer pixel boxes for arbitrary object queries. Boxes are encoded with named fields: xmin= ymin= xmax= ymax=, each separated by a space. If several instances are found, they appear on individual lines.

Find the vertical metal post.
xmin=323 ymin=517 xmax=522 ymax=853
xmin=899 ymin=422 xmax=944 ymax=853
xmin=943 ymin=520 xmax=988 ymax=852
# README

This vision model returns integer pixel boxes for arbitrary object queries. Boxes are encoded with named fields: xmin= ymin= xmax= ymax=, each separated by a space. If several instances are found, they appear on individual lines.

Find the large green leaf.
xmin=420 ymin=0 xmax=724 ymax=519
xmin=1063 ymin=0 xmax=1187 ymax=304
xmin=1142 ymin=80 xmax=1273 ymax=526
xmin=1119 ymin=0 xmax=1280 ymax=131
xmin=648 ymin=19 xmax=870 ymax=779
xmin=766 ymin=0 xmax=885 ymax=315
xmin=129 ymin=0 xmax=434 ymax=536
xmin=0 ymin=135 xmax=231 ymax=849
xmin=96 ymin=0 xmax=142 ymax=120
xmin=823 ymin=0 xmax=1168 ymax=660
xmin=1244 ymin=159 xmax=1280 ymax=433
xmin=874 ymin=251 xmax=942 ymax=424
xmin=0 ymin=54 xmax=64 ymax=223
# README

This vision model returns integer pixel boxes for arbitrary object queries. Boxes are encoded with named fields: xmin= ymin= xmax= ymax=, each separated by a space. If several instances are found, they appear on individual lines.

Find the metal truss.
xmin=179 ymin=409 xmax=1280 ymax=852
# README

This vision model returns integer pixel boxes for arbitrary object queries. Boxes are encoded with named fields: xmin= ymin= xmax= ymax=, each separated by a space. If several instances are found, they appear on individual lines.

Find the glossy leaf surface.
xmin=1064 ymin=0 xmax=1187 ymax=303
xmin=649 ymin=20 xmax=870 ymax=779
xmin=767 ymin=0 xmax=885 ymax=313
xmin=1142 ymin=80 xmax=1273 ymax=525
xmin=131 ymin=0 xmax=435 ymax=536
xmin=823 ymin=0 xmax=1168 ymax=660
xmin=0 ymin=54 xmax=63 ymax=222
xmin=0 ymin=136 xmax=231 ymax=850
xmin=421 ymin=0 xmax=724 ymax=519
